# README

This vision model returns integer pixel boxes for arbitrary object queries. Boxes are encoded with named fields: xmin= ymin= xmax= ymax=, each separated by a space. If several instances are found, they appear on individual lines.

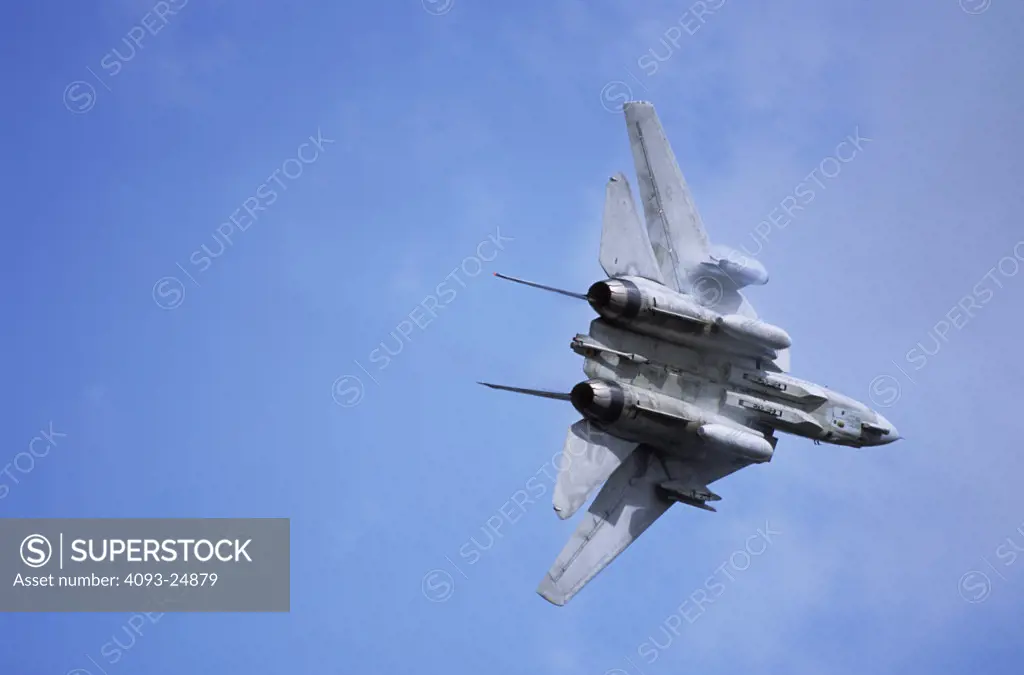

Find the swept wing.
xmin=538 ymin=441 xmax=755 ymax=606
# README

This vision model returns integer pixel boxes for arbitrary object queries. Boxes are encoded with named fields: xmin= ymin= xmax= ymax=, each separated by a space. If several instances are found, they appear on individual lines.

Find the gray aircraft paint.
xmin=480 ymin=101 xmax=900 ymax=606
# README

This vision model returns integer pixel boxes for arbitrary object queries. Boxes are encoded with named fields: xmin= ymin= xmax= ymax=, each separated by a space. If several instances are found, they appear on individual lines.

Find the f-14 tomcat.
xmin=479 ymin=101 xmax=901 ymax=606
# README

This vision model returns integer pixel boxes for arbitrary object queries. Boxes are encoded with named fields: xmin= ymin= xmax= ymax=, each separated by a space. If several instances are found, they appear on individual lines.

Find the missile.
xmin=570 ymin=335 xmax=650 ymax=364
xmin=660 ymin=480 xmax=722 ymax=502
xmin=661 ymin=491 xmax=718 ymax=512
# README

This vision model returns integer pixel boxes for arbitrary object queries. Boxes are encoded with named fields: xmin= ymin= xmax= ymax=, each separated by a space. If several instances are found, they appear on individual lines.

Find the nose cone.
xmin=875 ymin=414 xmax=902 ymax=444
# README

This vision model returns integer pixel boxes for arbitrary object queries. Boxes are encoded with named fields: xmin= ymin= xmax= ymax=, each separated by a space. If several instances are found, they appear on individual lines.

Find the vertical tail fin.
xmin=599 ymin=173 xmax=665 ymax=284
xmin=623 ymin=101 xmax=711 ymax=292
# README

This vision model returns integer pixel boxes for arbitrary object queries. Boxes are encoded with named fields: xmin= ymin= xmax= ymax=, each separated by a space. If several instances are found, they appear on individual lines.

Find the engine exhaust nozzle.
xmin=570 ymin=379 xmax=625 ymax=423
xmin=586 ymin=279 xmax=642 ymax=319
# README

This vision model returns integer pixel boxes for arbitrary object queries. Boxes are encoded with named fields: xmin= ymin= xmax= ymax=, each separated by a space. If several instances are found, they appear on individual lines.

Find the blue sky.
xmin=2 ymin=0 xmax=1024 ymax=672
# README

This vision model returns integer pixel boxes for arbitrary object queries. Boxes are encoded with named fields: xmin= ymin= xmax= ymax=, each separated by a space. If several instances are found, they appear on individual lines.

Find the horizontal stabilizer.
xmin=553 ymin=420 xmax=637 ymax=520
xmin=537 ymin=446 xmax=673 ymax=606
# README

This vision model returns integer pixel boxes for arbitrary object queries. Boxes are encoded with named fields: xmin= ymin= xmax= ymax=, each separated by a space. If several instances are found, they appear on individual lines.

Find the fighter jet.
xmin=479 ymin=101 xmax=901 ymax=606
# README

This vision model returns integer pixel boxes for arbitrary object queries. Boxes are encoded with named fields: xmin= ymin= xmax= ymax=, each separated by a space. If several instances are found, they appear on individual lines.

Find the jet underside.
xmin=575 ymin=319 xmax=834 ymax=445
xmin=479 ymin=100 xmax=899 ymax=606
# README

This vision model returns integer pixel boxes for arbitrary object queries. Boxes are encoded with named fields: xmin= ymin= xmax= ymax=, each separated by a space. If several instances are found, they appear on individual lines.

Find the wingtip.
xmin=536 ymin=577 xmax=568 ymax=606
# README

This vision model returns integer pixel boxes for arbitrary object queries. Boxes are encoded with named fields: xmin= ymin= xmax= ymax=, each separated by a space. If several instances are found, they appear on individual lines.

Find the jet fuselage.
xmin=573 ymin=316 xmax=899 ymax=451
xmin=477 ymin=100 xmax=902 ymax=606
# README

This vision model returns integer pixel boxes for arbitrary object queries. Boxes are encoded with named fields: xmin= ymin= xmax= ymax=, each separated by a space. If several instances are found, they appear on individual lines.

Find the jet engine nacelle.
xmin=570 ymin=379 xmax=703 ymax=430
xmin=585 ymin=276 xmax=790 ymax=352
xmin=585 ymin=276 xmax=716 ymax=323
xmin=569 ymin=379 xmax=774 ymax=461
xmin=706 ymin=245 xmax=769 ymax=288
